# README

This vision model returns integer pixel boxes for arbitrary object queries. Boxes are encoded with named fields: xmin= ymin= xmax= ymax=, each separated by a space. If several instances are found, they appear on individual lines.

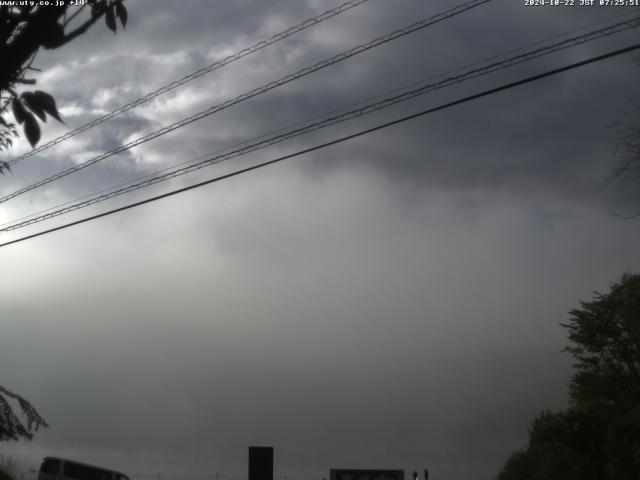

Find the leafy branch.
xmin=0 ymin=385 xmax=49 ymax=442
xmin=0 ymin=0 xmax=128 ymax=159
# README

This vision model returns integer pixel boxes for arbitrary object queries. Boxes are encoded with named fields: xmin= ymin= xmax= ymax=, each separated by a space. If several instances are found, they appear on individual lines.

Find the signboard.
xmin=330 ymin=469 xmax=404 ymax=480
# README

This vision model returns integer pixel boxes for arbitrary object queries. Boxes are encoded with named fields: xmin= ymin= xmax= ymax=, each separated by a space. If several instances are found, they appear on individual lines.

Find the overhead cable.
xmin=5 ymin=7 xmax=637 ymax=231
xmin=0 ymin=0 xmax=492 ymax=204
xmin=1 ymin=41 xmax=638 ymax=249
xmin=5 ymin=0 xmax=371 ymax=167
xmin=2 ymin=15 xmax=638 ymax=232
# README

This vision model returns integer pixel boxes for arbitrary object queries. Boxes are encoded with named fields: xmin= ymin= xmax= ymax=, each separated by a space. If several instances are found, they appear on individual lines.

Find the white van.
xmin=38 ymin=458 xmax=130 ymax=480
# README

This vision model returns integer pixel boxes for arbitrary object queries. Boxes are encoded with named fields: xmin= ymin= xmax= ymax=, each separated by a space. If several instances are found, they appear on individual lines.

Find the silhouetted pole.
xmin=249 ymin=446 xmax=273 ymax=480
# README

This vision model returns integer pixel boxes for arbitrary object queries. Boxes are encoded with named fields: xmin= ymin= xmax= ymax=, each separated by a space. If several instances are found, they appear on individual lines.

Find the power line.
xmin=3 ymin=14 xmax=637 ymax=231
xmin=4 ymin=8 xmax=637 ymax=231
xmin=2 ymin=14 xmax=638 ymax=233
xmin=1 ymin=41 xmax=638 ymax=249
xmin=5 ymin=0 xmax=371 ymax=167
xmin=0 ymin=148 xmax=229 ymax=228
xmin=0 ymin=0 xmax=492 ymax=204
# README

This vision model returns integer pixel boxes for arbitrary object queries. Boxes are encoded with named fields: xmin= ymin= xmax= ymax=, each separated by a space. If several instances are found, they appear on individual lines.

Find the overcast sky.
xmin=1 ymin=1 xmax=640 ymax=479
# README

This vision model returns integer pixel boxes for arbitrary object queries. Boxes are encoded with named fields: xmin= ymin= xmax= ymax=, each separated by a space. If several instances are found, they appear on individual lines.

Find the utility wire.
xmin=4 ymin=7 xmax=637 ymax=230
xmin=0 ymin=0 xmax=492 ymax=204
xmin=5 ymin=0 xmax=371 ymax=167
xmin=2 ymin=15 xmax=638 ymax=233
xmin=1 ymin=42 xmax=638 ymax=249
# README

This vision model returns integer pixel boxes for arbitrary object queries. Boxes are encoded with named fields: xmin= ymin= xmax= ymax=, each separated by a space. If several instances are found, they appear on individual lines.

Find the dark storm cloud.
xmin=5 ymin=0 xmax=637 ymax=209
xmin=288 ymin=1 xmax=640 ymax=210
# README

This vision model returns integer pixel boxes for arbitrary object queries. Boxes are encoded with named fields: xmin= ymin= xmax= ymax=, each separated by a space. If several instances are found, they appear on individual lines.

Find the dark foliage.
xmin=0 ymin=0 xmax=128 ymax=173
xmin=0 ymin=385 xmax=49 ymax=442
xmin=497 ymin=273 xmax=640 ymax=480
xmin=0 ymin=468 xmax=15 ymax=480
xmin=564 ymin=273 xmax=640 ymax=412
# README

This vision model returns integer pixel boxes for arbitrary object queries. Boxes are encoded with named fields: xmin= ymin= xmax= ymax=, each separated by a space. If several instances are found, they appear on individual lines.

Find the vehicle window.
xmin=64 ymin=463 xmax=93 ymax=480
xmin=63 ymin=463 xmax=79 ymax=479
xmin=40 ymin=460 xmax=60 ymax=475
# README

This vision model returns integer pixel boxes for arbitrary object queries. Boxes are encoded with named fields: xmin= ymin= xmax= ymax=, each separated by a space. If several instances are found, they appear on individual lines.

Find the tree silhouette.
xmin=599 ymin=55 xmax=640 ymax=217
xmin=0 ymin=385 xmax=48 ymax=442
xmin=0 ymin=467 xmax=13 ymax=480
xmin=564 ymin=273 xmax=640 ymax=413
xmin=497 ymin=273 xmax=640 ymax=480
xmin=0 ymin=0 xmax=128 ymax=173
xmin=607 ymin=101 xmax=640 ymax=218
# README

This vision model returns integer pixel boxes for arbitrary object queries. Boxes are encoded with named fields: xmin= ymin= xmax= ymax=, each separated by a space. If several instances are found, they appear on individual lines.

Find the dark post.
xmin=423 ymin=470 xmax=428 ymax=480
xmin=249 ymin=446 xmax=273 ymax=480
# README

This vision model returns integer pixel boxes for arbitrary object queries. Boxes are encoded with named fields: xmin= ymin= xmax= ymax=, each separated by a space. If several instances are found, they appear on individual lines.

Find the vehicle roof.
xmin=42 ymin=457 xmax=128 ymax=477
